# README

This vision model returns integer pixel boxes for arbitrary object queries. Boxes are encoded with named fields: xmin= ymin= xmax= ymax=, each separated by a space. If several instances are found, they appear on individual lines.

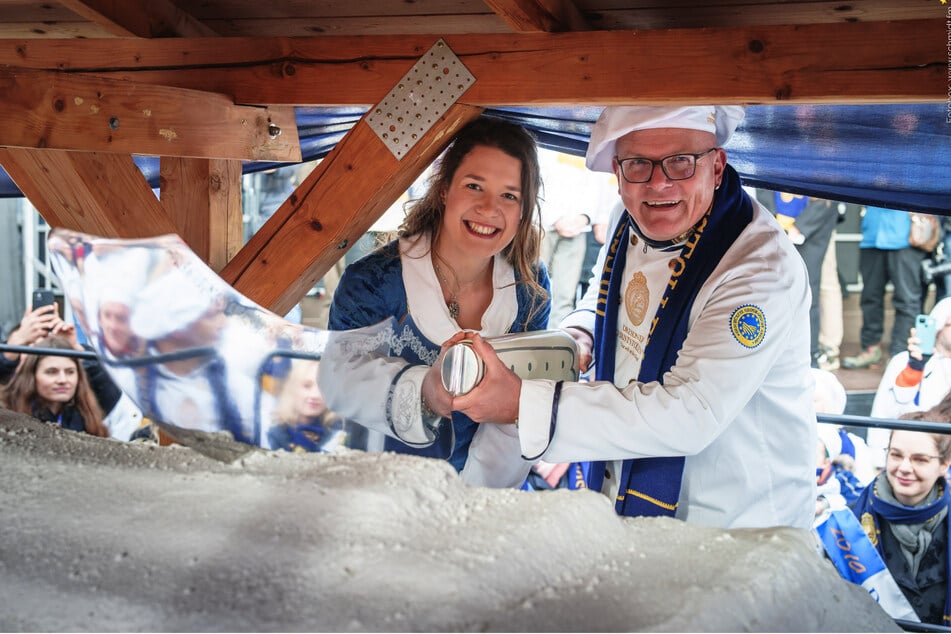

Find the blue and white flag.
xmin=815 ymin=508 xmax=919 ymax=622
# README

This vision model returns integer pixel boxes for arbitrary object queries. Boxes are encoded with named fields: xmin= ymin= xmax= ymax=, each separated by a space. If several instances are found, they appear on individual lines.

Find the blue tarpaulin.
xmin=2 ymin=104 xmax=948 ymax=214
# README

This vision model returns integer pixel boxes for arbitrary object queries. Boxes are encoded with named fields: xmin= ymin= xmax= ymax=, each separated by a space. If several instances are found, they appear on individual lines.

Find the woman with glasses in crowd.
xmin=848 ymin=415 xmax=951 ymax=625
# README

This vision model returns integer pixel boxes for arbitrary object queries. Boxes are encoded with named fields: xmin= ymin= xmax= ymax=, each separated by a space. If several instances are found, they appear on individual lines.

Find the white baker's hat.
xmin=585 ymin=105 xmax=746 ymax=173
xmin=130 ymin=268 xmax=216 ymax=341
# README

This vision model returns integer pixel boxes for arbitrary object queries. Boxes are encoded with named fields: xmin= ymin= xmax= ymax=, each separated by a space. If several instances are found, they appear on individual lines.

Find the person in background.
xmin=843 ymin=206 xmax=927 ymax=370
xmin=812 ymin=369 xmax=872 ymax=516
xmin=1 ymin=303 xmax=139 ymax=439
xmin=322 ymin=116 xmax=550 ymax=488
xmin=129 ymin=269 xmax=256 ymax=443
xmin=1 ymin=334 xmax=109 ymax=438
xmin=758 ymin=191 xmax=838 ymax=369
xmin=787 ymin=197 xmax=839 ymax=369
xmin=88 ymin=286 xmax=147 ymax=441
xmin=537 ymin=149 xmax=617 ymax=325
xmin=933 ymin=216 xmax=951 ymax=303
xmin=266 ymin=359 xmax=345 ymax=453
xmin=849 ymin=421 xmax=951 ymax=626
xmin=455 ymin=105 xmax=816 ymax=529
xmin=814 ymin=367 xmax=877 ymax=481
xmin=816 ymin=202 xmax=850 ymax=371
xmin=577 ymin=199 xmax=616 ymax=300
xmin=868 ymin=296 xmax=951 ymax=470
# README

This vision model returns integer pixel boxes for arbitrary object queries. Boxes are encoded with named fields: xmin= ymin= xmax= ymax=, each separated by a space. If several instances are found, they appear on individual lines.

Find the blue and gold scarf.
xmin=588 ymin=164 xmax=753 ymax=517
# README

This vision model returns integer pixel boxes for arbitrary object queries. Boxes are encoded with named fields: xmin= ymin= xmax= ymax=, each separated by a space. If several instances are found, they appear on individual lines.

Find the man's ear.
xmin=715 ymin=148 xmax=727 ymax=177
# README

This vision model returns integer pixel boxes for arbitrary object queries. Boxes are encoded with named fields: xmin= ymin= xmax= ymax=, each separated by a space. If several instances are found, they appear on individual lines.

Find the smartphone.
xmin=31 ymin=289 xmax=56 ymax=312
xmin=916 ymin=313 xmax=937 ymax=355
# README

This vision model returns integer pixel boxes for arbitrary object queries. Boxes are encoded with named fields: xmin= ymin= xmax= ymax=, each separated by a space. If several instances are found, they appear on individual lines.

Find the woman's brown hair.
xmin=398 ymin=116 xmax=548 ymax=325
xmin=1 ymin=336 xmax=108 ymax=437
xmin=894 ymin=409 xmax=951 ymax=462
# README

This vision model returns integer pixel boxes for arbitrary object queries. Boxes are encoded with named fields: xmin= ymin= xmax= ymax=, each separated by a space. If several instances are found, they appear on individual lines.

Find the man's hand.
xmin=562 ymin=327 xmax=593 ymax=373
xmin=451 ymin=333 xmax=521 ymax=424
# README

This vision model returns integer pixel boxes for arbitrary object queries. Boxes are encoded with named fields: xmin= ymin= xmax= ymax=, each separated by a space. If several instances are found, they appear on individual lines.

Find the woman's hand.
xmin=7 ymin=305 xmax=57 ymax=347
xmin=421 ymin=331 xmax=471 ymax=418
xmin=4 ymin=305 xmax=59 ymax=361
xmin=452 ymin=333 xmax=521 ymax=424
xmin=563 ymin=326 xmax=594 ymax=373
xmin=50 ymin=318 xmax=82 ymax=351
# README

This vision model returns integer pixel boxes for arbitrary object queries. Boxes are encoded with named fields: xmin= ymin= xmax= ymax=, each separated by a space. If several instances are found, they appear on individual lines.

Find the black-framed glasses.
xmin=614 ymin=148 xmax=717 ymax=184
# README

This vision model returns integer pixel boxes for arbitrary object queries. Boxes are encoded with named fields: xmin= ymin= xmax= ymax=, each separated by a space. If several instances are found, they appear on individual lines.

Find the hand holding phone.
xmin=31 ymin=289 xmax=56 ymax=312
xmin=915 ymin=314 xmax=937 ymax=355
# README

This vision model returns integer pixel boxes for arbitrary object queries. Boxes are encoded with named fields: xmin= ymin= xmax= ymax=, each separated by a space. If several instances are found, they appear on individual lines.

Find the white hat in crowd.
xmin=812 ymin=367 xmax=847 ymax=416
xmin=930 ymin=297 xmax=951 ymax=331
xmin=818 ymin=424 xmax=847 ymax=459
xmin=585 ymin=105 xmax=747 ymax=173
xmin=130 ymin=268 xmax=214 ymax=341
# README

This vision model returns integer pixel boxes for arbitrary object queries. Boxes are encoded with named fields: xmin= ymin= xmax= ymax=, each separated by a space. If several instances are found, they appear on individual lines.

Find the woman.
xmin=266 ymin=359 xmax=344 ymax=453
xmin=850 ymin=422 xmax=951 ymax=625
xmin=1 ymin=335 xmax=109 ymax=437
xmin=322 ymin=116 xmax=550 ymax=487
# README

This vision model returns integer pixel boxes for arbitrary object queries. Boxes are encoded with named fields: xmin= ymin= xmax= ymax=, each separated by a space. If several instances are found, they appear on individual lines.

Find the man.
xmin=129 ymin=268 xmax=257 ymax=443
xmin=455 ymin=105 xmax=816 ymax=530
xmin=757 ymin=191 xmax=839 ymax=369
xmin=842 ymin=206 xmax=927 ymax=369
xmin=867 ymin=296 xmax=951 ymax=469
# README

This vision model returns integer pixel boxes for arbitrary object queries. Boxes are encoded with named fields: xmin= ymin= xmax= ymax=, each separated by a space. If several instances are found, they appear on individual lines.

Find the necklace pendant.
xmin=448 ymin=299 xmax=460 ymax=320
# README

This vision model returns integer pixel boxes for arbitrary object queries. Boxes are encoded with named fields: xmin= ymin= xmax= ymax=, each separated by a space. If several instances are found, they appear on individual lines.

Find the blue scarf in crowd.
xmin=587 ymin=164 xmax=753 ymax=517
xmin=850 ymin=474 xmax=951 ymax=625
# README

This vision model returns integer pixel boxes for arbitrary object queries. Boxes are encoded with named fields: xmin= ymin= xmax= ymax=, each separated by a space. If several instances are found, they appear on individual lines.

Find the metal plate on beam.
xmin=366 ymin=39 xmax=475 ymax=159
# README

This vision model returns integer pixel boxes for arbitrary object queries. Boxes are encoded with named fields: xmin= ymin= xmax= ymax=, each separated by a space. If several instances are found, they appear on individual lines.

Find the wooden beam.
xmin=0 ymin=67 xmax=301 ymax=162
xmin=58 ymin=0 xmax=218 ymax=38
xmin=0 ymin=20 xmax=941 ymax=104
xmin=220 ymin=104 xmax=485 ymax=314
xmin=0 ymin=1 xmax=938 ymax=39
xmin=484 ymin=0 xmax=590 ymax=32
xmin=160 ymin=157 xmax=243 ymax=272
xmin=0 ymin=148 xmax=179 ymax=238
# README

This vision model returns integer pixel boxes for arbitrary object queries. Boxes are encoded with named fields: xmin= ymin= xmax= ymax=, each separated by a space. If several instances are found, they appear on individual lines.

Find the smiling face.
xmin=613 ymin=128 xmax=725 ymax=242
xmin=438 ymin=144 xmax=523 ymax=261
xmin=886 ymin=430 xmax=951 ymax=506
xmin=34 ymin=356 xmax=79 ymax=412
xmin=291 ymin=362 xmax=326 ymax=420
